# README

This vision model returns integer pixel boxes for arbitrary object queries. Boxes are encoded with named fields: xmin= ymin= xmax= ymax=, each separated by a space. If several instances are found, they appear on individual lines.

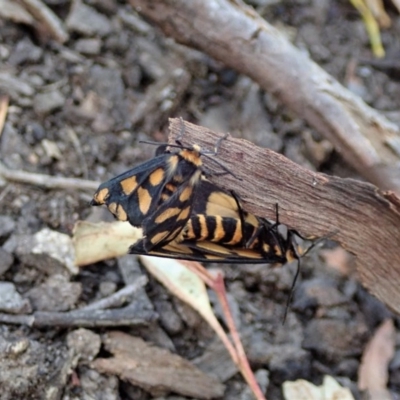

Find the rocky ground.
xmin=0 ymin=1 xmax=399 ymax=399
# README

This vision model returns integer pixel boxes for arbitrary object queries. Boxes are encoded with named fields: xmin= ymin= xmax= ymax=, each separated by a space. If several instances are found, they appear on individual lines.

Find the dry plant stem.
xmin=79 ymin=276 xmax=148 ymax=311
xmin=169 ymin=118 xmax=400 ymax=315
xmin=184 ymin=262 xmax=266 ymax=400
xmin=213 ymin=274 xmax=266 ymax=400
xmin=21 ymin=0 xmax=68 ymax=43
xmin=0 ymin=161 xmax=99 ymax=191
xmin=130 ymin=0 xmax=400 ymax=193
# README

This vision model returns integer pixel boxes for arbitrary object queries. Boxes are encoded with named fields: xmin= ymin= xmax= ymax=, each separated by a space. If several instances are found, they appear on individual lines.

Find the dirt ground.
xmin=0 ymin=1 xmax=399 ymax=399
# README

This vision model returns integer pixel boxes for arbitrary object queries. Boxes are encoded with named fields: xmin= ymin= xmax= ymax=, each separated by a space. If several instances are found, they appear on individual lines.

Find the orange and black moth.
xmin=91 ymin=139 xmax=227 ymax=251
xmin=129 ymin=178 xmax=306 ymax=266
xmin=91 ymin=138 xmax=307 ymax=266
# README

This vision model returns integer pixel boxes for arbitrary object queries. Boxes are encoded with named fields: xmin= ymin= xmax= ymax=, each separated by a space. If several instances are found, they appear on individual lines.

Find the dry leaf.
xmin=93 ymin=331 xmax=224 ymax=399
xmin=283 ymin=375 xmax=354 ymax=400
xmin=73 ymin=220 xmax=142 ymax=266
xmin=358 ymin=318 xmax=395 ymax=400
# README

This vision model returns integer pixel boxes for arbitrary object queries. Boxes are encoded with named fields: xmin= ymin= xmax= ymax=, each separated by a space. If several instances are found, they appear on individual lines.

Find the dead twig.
xmin=169 ymin=118 xmax=400 ymax=315
xmin=0 ymin=303 xmax=156 ymax=328
xmin=80 ymin=276 xmax=148 ymax=311
xmin=130 ymin=0 xmax=400 ymax=194
xmin=0 ymin=161 xmax=99 ymax=191
xmin=20 ymin=0 xmax=68 ymax=43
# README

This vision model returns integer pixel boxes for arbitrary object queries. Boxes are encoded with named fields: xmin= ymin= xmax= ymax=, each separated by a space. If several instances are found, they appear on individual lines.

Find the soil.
xmin=0 ymin=1 xmax=399 ymax=399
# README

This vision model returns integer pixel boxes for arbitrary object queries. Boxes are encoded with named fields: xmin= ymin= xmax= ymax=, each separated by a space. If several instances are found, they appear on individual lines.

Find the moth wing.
xmin=91 ymin=154 xmax=173 ymax=226
xmin=140 ymin=177 xmax=199 ymax=251
xmin=130 ymin=238 xmax=284 ymax=264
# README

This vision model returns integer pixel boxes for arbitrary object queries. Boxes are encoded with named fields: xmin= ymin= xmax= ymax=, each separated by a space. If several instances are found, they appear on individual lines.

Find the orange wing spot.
xmin=149 ymin=168 xmax=164 ymax=186
xmin=225 ymin=220 xmax=242 ymax=245
xmin=155 ymin=207 xmax=181 ymax=224
xmin=150 ymin=230 xmax=169 ymax=244
xmin=108 ymin=202 xmax=117 ymax=214
xmin=180 ymin=148 xmax=202 ymax=167
xmin=177 ymin=206 xmax=190 ymax=221
xmin=93 ymin=188 xmax=109 ymax=204
xmin=137 ymin=187 xmax=152 ymax=215
xmin=274 ymin=244 xmax=283 ymax=256
xmin=161 ymin=193 xmax=170 ymax=201
xmin=207 ymin=191 xmax=238 ymax=218
xmin=116 ymin=204 xmax=128 ymax=221
xmin=166 ymin=227 xmax=183 ymax=242
xmin=286 ymin=249 xmax=298 ymax=262
xmin=174 ymin=174 xmax=184 ymax=183
xmin=233 ymin=249 xmax=264 ymax=259
xmin=179 ymin=186 xmax=192 ymax=203
xmin=165 ymin=183 xmax=177 ymax=193
xmin=262 ymin=242 xmax=270 ymax=253
xmin=121 ymin=176 xmax=138 ymax=195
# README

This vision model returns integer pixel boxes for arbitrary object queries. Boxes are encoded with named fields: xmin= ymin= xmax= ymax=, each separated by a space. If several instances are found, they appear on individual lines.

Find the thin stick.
xmin=0 ymin=305 xmax=156 ymax=328
xmin=80 ymin=277 xmax=148 ymax=311
xmin=0 ymin=162 xmax=99 ymax=191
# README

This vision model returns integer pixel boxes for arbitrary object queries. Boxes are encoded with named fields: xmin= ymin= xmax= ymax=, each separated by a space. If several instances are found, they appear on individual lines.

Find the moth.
xmin=91 ymin=122 xmax=234 ymax=251
xmin=129 ymin=178 xmax=308 ymax=267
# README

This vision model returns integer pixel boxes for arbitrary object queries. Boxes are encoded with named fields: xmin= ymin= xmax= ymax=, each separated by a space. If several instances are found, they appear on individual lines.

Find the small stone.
xmin=25 ymin=274 xmax=81 ymax=312
xmin=154 ymin=299 xmax=183 ymax=335
xmin=75 ymin=38 xmax=102 ymax=55
xmin=335 ymin=358 xmax=359 ymax=378
xmin=66 ymin=0 xmax=112 ymax=37
xmin=0 ymin=281 xmax=32 ymax=314
xmin=8 ymin=37 xmax=42 ymax=66
xmin=14 ymin=228 xmax=77 ymax=275
xmin=193 ymin=337 xmax=238 ymax=382
xmin=34 ymin=90 xmax=65 ymax=115
xmin=67 ymin=328 xmax=101 ymax=362
xmin=99 ymin=281 xmax=117 ymax=297
xmin=303 ymin=319 xmax=368 ymax=361
xmin=79 ymin=369 xmax=119 ymax=400
xmin=0 ymin=216 xmax=16 ymax=239
xmin=293 ymin=278 xmax=348 ymax=311
xmin=0 ymin=248 xmax=13 ymax=276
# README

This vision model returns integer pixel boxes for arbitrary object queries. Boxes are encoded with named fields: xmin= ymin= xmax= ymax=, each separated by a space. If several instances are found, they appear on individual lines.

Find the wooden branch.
xmin=168 ymin=118 xmax=400 ymax=315
xmin=130 ymin=0 xmax=400 ymax=194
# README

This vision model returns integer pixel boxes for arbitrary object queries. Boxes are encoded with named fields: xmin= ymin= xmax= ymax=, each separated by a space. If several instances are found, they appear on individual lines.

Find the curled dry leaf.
xmin=358 ymin=318 xmax=395 ymax=400
xmin=283 ymin=375 xmax=354 ymax=400
xmin=73 ymin=221 xmax=142 ymax=266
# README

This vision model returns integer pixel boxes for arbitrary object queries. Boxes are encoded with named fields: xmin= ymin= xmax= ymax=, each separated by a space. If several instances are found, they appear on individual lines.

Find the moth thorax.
xmin=181 ymin=148 xmax=202 ymax=167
